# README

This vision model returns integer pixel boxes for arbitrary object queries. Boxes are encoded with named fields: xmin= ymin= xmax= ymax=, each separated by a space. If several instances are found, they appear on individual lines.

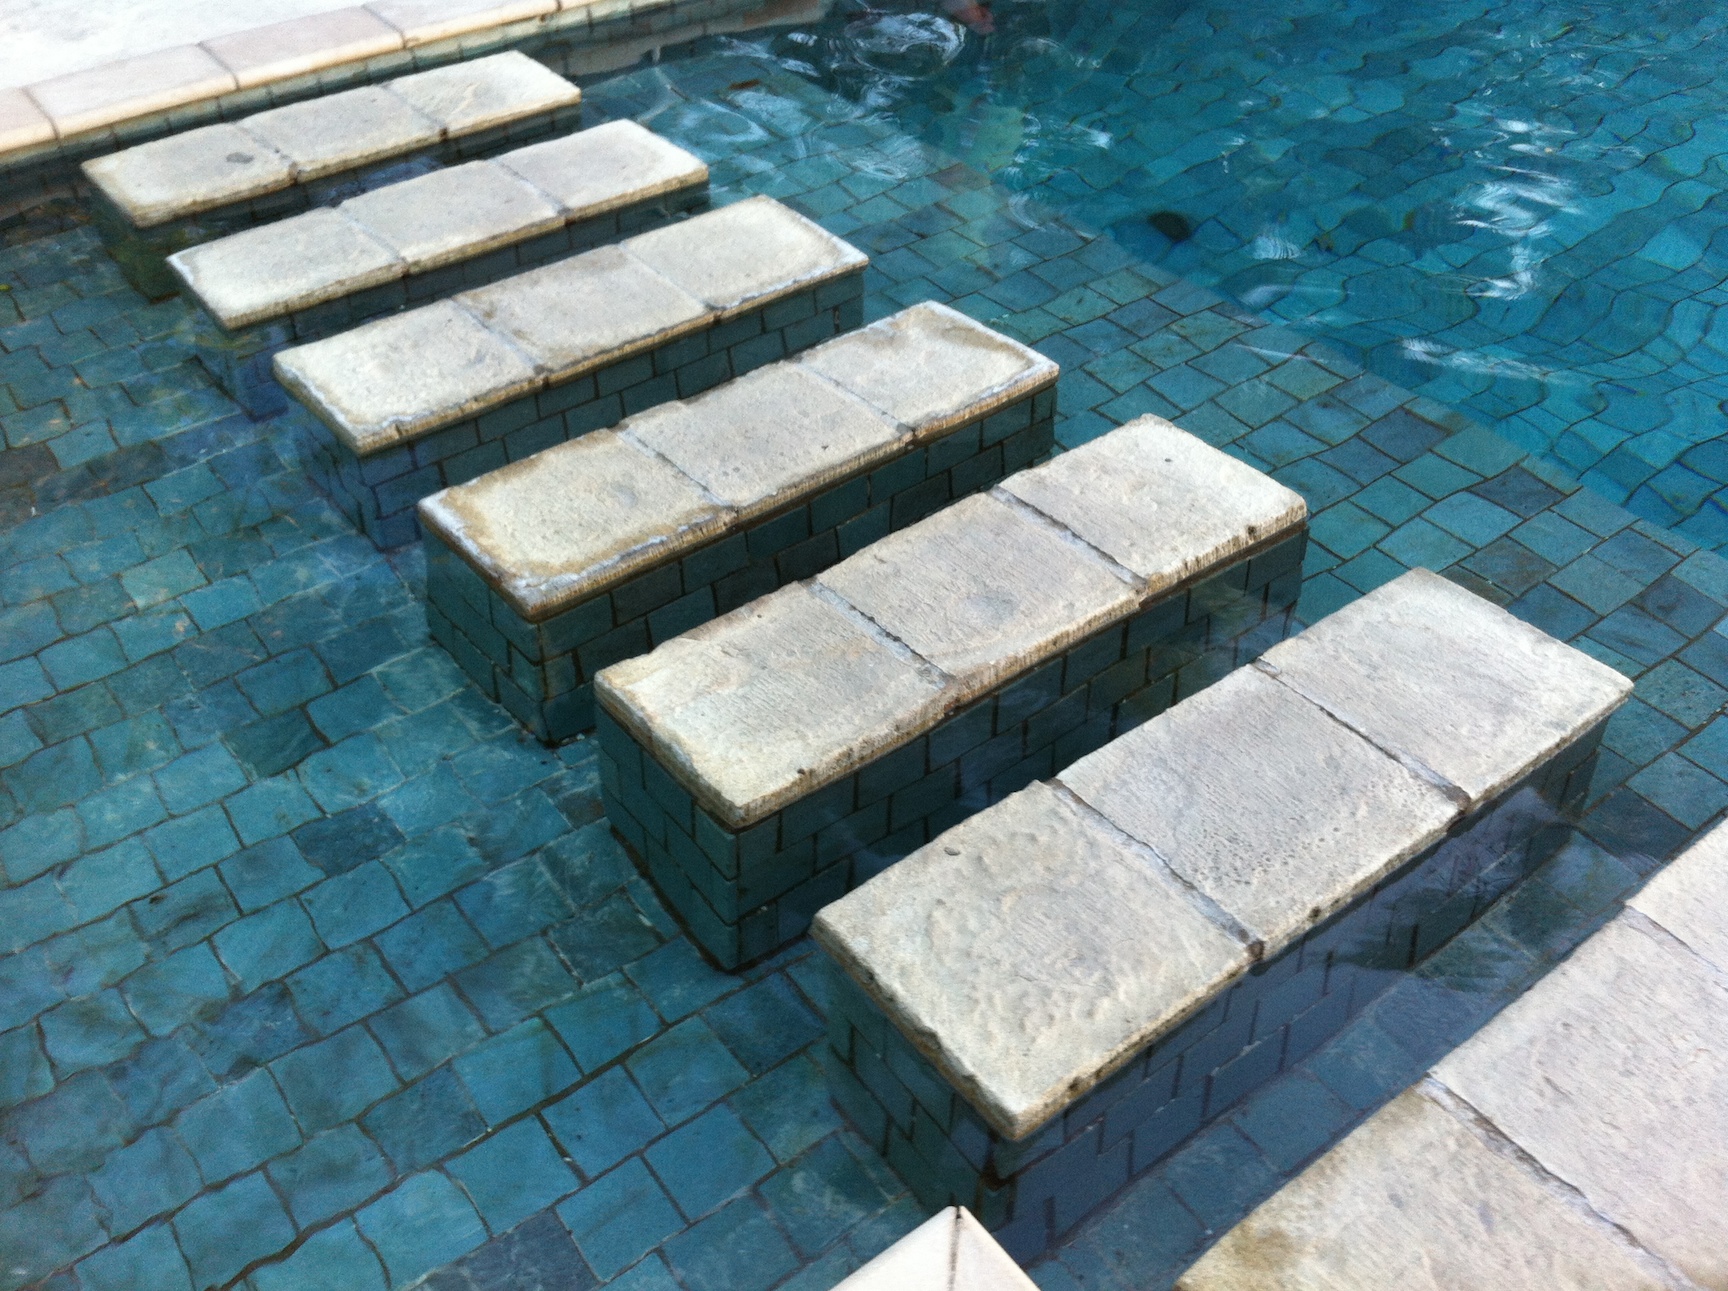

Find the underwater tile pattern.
xmin=1 ymin=29 xmax=1726 ymax=1291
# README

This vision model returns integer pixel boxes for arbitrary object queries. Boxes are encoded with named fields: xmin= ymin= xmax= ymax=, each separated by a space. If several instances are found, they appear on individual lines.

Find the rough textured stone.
xmin=598 ymin=584 xmax=946 ymax=828
xmin=243 ymin=85 xmax=440 ymax=179
xmin=367 ymin=0 xmax=558 ymax=48
xmin=386 ymin=50 xmax=578 ymax=134
xmin=834 ymin=1207 xmax=1037 ymax=1291
xmin=1062 ymin=666 xmax=1458 ymax=955
xmin=1260 ymin=568 xmax=1632 ymax=809
xmin=1626 ymin=808 xmax=1728 ymax=976
xmin=28 ymin=44 xmax=236 ymax=138
xmin=203 ymin=9 xmax=405 ymax=91
xmin=342 ymin=160 xmax=563 ymax=272
xmin=818 ymin=493 xmax=1139 ymax=693
xmin=498 ymin=119 xmax=705 ymax=217
xmin=1000 ymin=415 xmax=1307 ymax=592
xmin=1175 ymin=1083 xmax=1668 ymax=1291
xmin=83 ymin=124 xmax=294 ymax=227
xmin=814 ymin=782 xmax=1248 ymax=1139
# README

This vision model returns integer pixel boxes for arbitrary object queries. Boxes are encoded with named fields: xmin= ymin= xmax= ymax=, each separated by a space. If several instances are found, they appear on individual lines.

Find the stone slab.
xmin=1627 ymin=810 xmax=1728 ymax=976
xmin=241 ymin=84 xmax=440 ymax=180
xmin=386 ymin=49 xmax=577 ymax=135
xmin=202 ymin=8 xmax=404 ymax=90
xmin=834 ymin=1207 xmax=1037 ymax=1291
xmin=29 ymin=43 xmax=236 ymax=139
xmin=0 ymin=88 xmax=54 ymax=155
xmin=1260 ymin=567 xmax=1633 ymax=810
xmin=341 ymin=158 xmax=564 ymax=272
xmin=367 ymin=0 xmax=557 ymax=47
xmin=498 ymin=119 xmax=709 ymax=219
xmin=83 ymin=124 xmax=296 ymax=228
xmin=813 ymin=781 xmax=1250 ymax=1139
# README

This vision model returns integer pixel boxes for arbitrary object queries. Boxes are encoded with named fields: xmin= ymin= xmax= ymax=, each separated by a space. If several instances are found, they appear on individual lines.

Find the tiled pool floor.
xmin=3 ymin=41 xmax=1728 ymax=1291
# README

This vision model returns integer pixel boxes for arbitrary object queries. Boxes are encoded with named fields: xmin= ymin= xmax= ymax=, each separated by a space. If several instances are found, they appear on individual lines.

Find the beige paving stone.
xmin=834 ymin=1207 xmax=1037 ymax=1291
xmin=1000 ymin=415 xmax=1307 ymax=592
xmin=1175 ymin=1084 xmax=1669 ymax=1291
xmin=366 ymin=0 xmax=557 ymax=46
xmin=342 ymin=159 xmax=563 ymax=272
xmin=83 ymin=123 xmax=295 ymax=227
xmin=168 ymin=208 xmax=402 ymax=330
xmin=498 ymin=119 xmax=706 ymax=217
xmin=244 ymin=84 xmax=439 ymax=179
xmin=1260 ymin=568 xmax=1632 ymax=808
xmin=798 ymin=301 xmax=1056 ymax=436
xmin=387 ymin=49 xmax=578 ymax=135
xmin=1434 ymin=913 xmax=1728 ymax=1289
xmin=202 ymin=7 xmax=403 ymax=89
xmin=818 ymin=493 xmax=1139 ymax=694
xmin=1628 ymin=816 xmax=1728 ymax=975
xmin=274 ymin=299 xmax=540 ymax=453
xmin=458 ymin=245 xmax=707 ymax=373
xmin=815 ymin=782 xmax=1249 ymax=1139
xmin=625 ymin=195 xmax=868 ymax=317
xmin=597 ymin=583 xmax=948 ymax=827
xmin=0 ymin=88 xmax=55 ymax=154
xmin=419 ymin=430 xmax=724 ymax=619
xmin=626 ymin=364 xmax=900 ymax=515
xmin=1061 ymin=666 xmax=1458 ymax=955
xmin=29 ymin=44 xmax=236 ymax=138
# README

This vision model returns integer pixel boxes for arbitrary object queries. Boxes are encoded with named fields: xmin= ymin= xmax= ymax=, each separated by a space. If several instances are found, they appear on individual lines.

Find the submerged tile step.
xmin=82 ymin=51 xmax=583 ymax=299
xmin=174 ymin=118 xmax=709 ymax=417
xmin=809 ymin=568 xmax=1632 ymax=1261
xmin=420 ymin=301 xmax=1057 ymax=743
xmin=595 ymin=415 xmax=1310 ymax=968
xmin=275 ymin=195 xmax=868 ymax=547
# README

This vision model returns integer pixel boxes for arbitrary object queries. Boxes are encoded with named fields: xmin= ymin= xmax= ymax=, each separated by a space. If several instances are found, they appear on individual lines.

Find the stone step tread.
xmin=1178 ymin=821 xmax=1728 ymax=1290
xmin=810 ymin=569 xmax=1631 ymax=1140
xmin=82 ymin=51 xmax=581 ymax=229
xmin=272 ymin=196 xmax=867 ymax=455
xmin=834 ymin=1207 xmax=1035 ymax=1291
xmin=418 ymin=302 xmax=1055 ymax=621
xmin=169 ymin=120 xmax=707 ymax=330
xmin=595 ymin=415 xmax=1307 ymax=830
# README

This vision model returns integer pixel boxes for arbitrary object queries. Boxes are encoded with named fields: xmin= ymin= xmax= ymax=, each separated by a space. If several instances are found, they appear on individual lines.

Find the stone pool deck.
xmin=2 ymin=40 xmax=1728 ymax=1291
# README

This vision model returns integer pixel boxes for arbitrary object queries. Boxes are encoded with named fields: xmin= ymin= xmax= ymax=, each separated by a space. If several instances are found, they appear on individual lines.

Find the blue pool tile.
xmin=627 ymin=1018 xmax=750 ymax=1127
xmin=375 ymin=900 xmax=491 ymax=993
xmin=1507 ymin=584 xmax=1596 ymax=640
xmin=88 ymin=1127 xmax=202 ymax=1235
xmin=286 ymin=942 xmax=404 ymax=1035
xmin=371 ymin=984 xmax=488 ymax=1082
xmin=39 ymin=989 xmax=144 ymax=1075
xmin=456 ymin=857 xmax=576 ymax=950
xmin=74 ymin=1222 xmax=192 ymax=1291
xmin=0 ymin=1023 xmax=53 ymax=1109
xmin=420 ymin=1209 xmax=597 ymax=1291
xmin=627 ymin=939 xmax=734 ymax=1023
xmin=298 ymin=732 xmax=404 ymax=814
xmin=172 ymin=1171 xmax=297 ymax=1290
xmin=144 ymin=804 xmax=241 ymax=882
xmin=1377 ymin=517 xmax=1471 ymax=570
xmin=272 ymin=1025 xmax=400 ymax=1134
xmin=556 ymin=1159 xmax=686 ymax=1281
xmin=1230 ymin=1072 xmax=1357 ymax=1174
xmin=362 ymin=1067 xmax=487 ymax=1174
xmin=175 ymin=1067 xmax=301 ymax=1183
xmin=446 ymin=1118 xmax=579 ymax=1234
xmin=212 ymin=899 xmax=324 ymax=993
xmin=758 ymin=1135 xmax=899 ymax=1258
xmin=152 ymin=744 xmax=246 ymax=814
xmin=544 ymin=1067 xmax=666 ymax=1179
xmin=663 ymin=1196 xmax=801 ymax=1291
xmin=106 ymin=1035 xmax=215 ymax=1128
xmin=645 ymin=1104 xmax=776 ymax=1220
xmin=380 ymin=826 xmax=488 ymax=909
xmin=252 ymin=1219 xmax=388 ymax=1291
xmin=222 ymin=775 xmax=321 ymax=847
xmin=301 ymin=861 xmax=409 ymax=948
xmin=1628 ymin=752 xmax=1728 ymax=830
xmin=218 ymin=837 xmax=322 ymax=913
xmin=703 ymin=975 xmax=823 ymax=1076
xmin=1424 ymin=491 xmax=1520 ymax=546
xmin=456 ymin=938 xmax=579 ymax=1031
xmin=453 ymin=1018 xmax=580 ymax=1126
xmin=269 ymin=1125 xmax=394 ymax=1228
xmin=358 ymin=1170 xmax=489 ymax=1288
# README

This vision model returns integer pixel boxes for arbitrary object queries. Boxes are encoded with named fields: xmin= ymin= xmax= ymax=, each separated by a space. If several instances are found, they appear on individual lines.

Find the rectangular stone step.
xmin=275 ymin=196 xmax=868 ymax=548
xmin=809 ymin=568 xmax=1633 ymax=1261
xmin=831 ymin=1207 xmax=1036 ymax=1291
xmin=420 ymin=302 xmax=1058 ymax=744
xmin=173 ymin=119 xmax=710 ymax=417
xmin=83 ymin=51 xmax=583 ymax=300
xmin=595 ymin=415 xmax=1310 ymax=969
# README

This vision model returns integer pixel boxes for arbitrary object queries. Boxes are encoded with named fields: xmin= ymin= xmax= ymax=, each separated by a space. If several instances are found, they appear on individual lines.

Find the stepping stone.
xmin=172 ymin=119 xmax=709 ymax=418
xmin=275 ymin=196 xmax=868 ymax=548
xmin=1178 ymin=815 xmax=1728 ymax=1291
xmin=420 ymin=301 xmax=1058 ymax=743
xmin=810 ymin=568 xmax=1631 ymax=1261
xmin=83 ymin=52 xmax=583 ymax=300
xmin=595 ymin=415 xmax=1310 ymax=969
xmin=832 ymin=1206 xmax=1035 ymax=1291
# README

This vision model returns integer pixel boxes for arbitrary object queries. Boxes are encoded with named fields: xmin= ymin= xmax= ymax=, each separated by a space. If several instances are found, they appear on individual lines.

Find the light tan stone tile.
xmin=1261 ymin=568 xmax=1632 ymax=809
xmin=244 ymin=84 xmax=440 ymax=179
xmin=387 ymin=49 xmax=579 ymax=136
xmin=342 ymin=159 xmax=563 ymax=272
xmin=818 ymin=493 xmax=1138 ymax=694
xmin=366 ymin=0 xmax=557 ymax=47
xmin=834 ymin=1207 xmax=1037 ymax=1291
xmin=82 ymin=123 xmax=295 ymax=228
xmin=203 ymin=8 xmax=404 ymax=90
xmin=0 ymin=88 xmax=56 ymax=155
xmin=1000 ymin=415 xmax=1307 ymax=593
xmin=1434 ymin=913 xmax=1728 ymax=1289
xmin=458 ymin=244 xmax=707 ymax=374
xmin=815 ymin=781 xmax=1249 ymax=1139
xmin=596 ymin=583 xmax=948 ymax=827
xmin=498 ymin=119 xmax=705 ymax=218
xmin=1062 ymin=666 xmax=1457 ymax=955
xmin=29 ymin=45 xmax=236 ymax=139
xmin=799 ymin=301 xmax=1055 ymax=436
xmin=951 ymin=1208 xmax=1040 ymax=1291
xmin=1176 ymin=1084 xmax=1669 ymax=1291
xmin=274 ymin=299 xmax=540 ymax=454
xmin=1628 ymin=817 xmax=1728 ymax=975
xmin=624 ymin=195 xmax=867 ymax=318
xmin=626 ymin=364 xmax=899 ymax=516
xmin=418 ymin=430 xmax=724 ymax=620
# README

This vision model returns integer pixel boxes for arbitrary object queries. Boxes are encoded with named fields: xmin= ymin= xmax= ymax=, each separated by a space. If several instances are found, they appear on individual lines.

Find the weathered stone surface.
xmin=834 ymin=1207 xmax=1037 ymax=1291
xmin=799 ymin=301 xmax=1056 ymax=436
xmin=1000 ymin=415 xmax=1307 ymax=592
xmin=243 ymin=85 xmax=440 ymax=179
xmin=274 ymin=300 xmax=539 ymax=453
xmin=387 ymin=49 xmax=578 ymax=134
xmin=83 ymin=123 xmax=294 ymax=227
xmin=1628 ymin=816 xmax=1728 ymax=976
xmin=420 ymin=431 xmax=723 ymax=619
xmin=0 ymin=88 xmax=54 ymax=155
xmin=597 ymin=584 xmax=947 ymax=828
xmin=342 ymin=159 xmax=563 ymax=272
xmin=627 ymin=364 xmax=899 ymax=514
xmin=29 ymin=44 xmax=236 ymax=139
xmin=1175 ymin=1083 xmax=1668 ymax=1291
xmin=1261 ymin=568 xmax=1632 ymax=809
xmin=368 ymin=0 xmax=557 ymax=48
xmin=1434 ymin=913 xmax=1728 ymax=1289
xmin=1062 ymin=666 xmax=1458 ymax=955
xmin=625 ymin=195 xmax=868 ymax=316
xmin=815 ymin=782 xmax=1249 ymax=1139
xmin=499 ymin=119 xmax=705 ymax=217
xmin=203 ymin=9 xmax=404 ymax=91
xmin=458 ymin=245 xmax=707 ymax=372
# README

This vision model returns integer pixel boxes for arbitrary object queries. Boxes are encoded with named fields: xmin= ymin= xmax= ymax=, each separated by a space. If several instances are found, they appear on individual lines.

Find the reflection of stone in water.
xmin=1148 ymin=210 xmax=1193 ymax=243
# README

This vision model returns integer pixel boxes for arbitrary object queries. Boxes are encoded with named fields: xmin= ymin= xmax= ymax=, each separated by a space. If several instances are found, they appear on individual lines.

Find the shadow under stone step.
xmin=84 ymin=51 xmax=583 ymax=300
xmin=275 ymin=196 xmax=868 ymax=548
xmin=810 ymin=568 xmax=1632 ymax=1262
xmin=595 ymin=414 xmax=1310 ymax=970
xmin=420 ymin=301 xmax=1057 ymax=744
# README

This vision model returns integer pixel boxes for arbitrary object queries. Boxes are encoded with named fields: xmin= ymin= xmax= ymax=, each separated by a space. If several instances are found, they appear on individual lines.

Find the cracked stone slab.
xmin=341 ymin=159 xmax=564 ymax=273
xmin=83 ymin=123 xmax=294 ymax=228
xmin=386 ymin=49 xmax=579 ymax=136
xmin=833 ymin=1207 xmax=1038 ymax=1291
xmin=498 ymin=119 xmax=707 ymax=218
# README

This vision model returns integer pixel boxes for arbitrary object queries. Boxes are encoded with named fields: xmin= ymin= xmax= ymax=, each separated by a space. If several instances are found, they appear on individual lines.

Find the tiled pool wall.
xmin=1 ymin=29 xmax=1727 ymax=1291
